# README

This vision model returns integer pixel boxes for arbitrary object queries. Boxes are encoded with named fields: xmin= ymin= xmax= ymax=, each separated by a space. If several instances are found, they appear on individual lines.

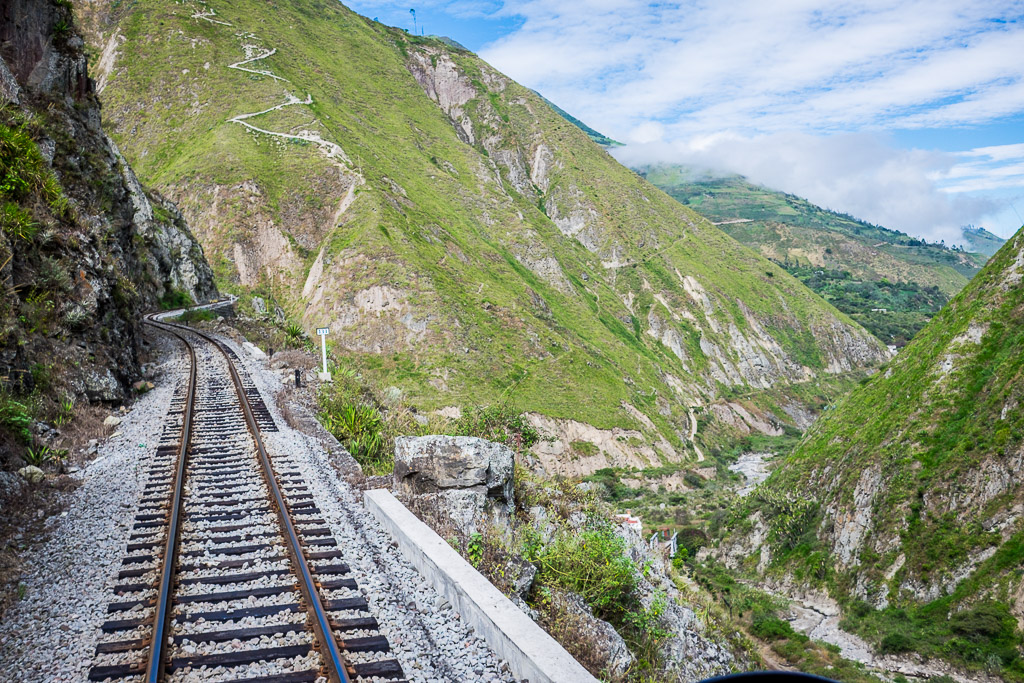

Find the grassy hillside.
xmin=756 ymin=229 xmax=1024 ymax=680
xmin=85 ymin=0 xmax=886 ymax=467
xmin=640 ymin=165 xmax=991 ymax=346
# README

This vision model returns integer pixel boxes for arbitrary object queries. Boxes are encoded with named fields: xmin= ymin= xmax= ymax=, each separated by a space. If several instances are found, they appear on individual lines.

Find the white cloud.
xmin=612 ymin=133 xmax=997 ymax=244
xmin=936 ymin=143 xmax=1024 ymax=195
xmin=477 ymin=0 xmax=1024 ymax=137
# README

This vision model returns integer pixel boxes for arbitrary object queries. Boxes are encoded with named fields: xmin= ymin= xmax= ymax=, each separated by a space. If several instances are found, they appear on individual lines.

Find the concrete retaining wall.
xmin=363 ymin=488 xmax=598 ymax=683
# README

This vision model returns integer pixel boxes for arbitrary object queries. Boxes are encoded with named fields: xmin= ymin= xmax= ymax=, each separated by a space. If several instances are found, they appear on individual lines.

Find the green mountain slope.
xmin=84 ymin=0 xmax=887 ymax=469
xmin=962 ymin=225 xmax=1007 ymax=257
xmin=758 ymin=229 xmax=1024 ymax=678
xmin=639 ymin=165 xmax=990 ymax=346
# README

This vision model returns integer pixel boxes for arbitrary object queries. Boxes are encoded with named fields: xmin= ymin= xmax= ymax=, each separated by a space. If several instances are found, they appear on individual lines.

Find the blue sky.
xmin=347 ymin=1 xmax=1024 ymax=242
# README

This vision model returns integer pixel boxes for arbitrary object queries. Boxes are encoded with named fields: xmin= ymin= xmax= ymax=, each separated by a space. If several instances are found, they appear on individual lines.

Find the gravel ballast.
xmin=0 ymin=332 xmax=188 ymax=683
xmin=0 ymin=325 xmax=518 ymax=683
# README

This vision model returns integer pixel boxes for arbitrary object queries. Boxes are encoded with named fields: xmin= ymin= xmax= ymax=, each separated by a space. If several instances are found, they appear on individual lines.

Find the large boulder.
xmin=393 ymin=435 xmax=514 ymax=534
xmin=394 ymin=435 xmax=513 ymax=502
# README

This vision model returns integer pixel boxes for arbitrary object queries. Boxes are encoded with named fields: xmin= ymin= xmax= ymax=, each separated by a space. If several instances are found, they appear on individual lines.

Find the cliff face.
xmin=0 ymin=0 xmax=215 ymax=454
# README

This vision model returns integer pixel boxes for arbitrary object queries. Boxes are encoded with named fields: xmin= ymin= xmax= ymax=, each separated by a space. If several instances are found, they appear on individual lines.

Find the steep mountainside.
xmin=0 ymin=0 xmax=214 ymax=466
xmin=754 ymin=228 xmax=1024 ymax=677
xmin=83 ymin=0 xmax=887 ymax=471
xmin=640 ymin=165 xmax=992 ymax=346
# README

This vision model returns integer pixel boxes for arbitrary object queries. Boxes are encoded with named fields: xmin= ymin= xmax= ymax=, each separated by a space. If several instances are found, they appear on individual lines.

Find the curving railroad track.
xmin=88 ymin=311 xmax=404 ymax=683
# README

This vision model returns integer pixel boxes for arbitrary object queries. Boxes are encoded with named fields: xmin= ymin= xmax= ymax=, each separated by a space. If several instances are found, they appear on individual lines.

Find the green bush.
xmin=535 ymin=524 xmax=636 ymax=621
xmin=950 ymin=601 xmax=1017 ymax=642
xmin=0 ymin=395 xmax=33 ymax=444
xmin=0 ymin=201 xmax=38 ymax=240
xmin=0 ymin=121 xmax=67 ymax=220
xmin=750 ymin=615 xmax=795 ymax=641
xmin=159 ymin=289 xmax=193 ymax=310
xmin=172 ymin=308 xmax=217 ymax=324
xmin=582 ymin=467 xmax=639 ymax=502
xmin=880 ymin=632 xmax=917 ymax=653
xmin=676 ymin=526 xmax=709 ymax=557
xmin=321 ymin=403 xmax=388 ymax=473
xmin=284 ymin=322 xmax=305 ymax=347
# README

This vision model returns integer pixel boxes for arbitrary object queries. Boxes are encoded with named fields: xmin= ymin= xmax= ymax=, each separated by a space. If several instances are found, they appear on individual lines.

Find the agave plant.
xmin=285 ymin=322 xmax=304 ymax=342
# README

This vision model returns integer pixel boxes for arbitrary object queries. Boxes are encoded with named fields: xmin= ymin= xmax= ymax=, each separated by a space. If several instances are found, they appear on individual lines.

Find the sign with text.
xmin=316 ymin=327 xmax=330 ymax=336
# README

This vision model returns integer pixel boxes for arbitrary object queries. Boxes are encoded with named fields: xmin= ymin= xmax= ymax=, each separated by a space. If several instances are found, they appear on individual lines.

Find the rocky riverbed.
xmin=728 ymin=452 xmax=774 ymax=496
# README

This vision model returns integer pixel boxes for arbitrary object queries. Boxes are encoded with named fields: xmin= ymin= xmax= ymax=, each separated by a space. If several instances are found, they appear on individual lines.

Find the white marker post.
xmin=316 ymin=327 xmax=331 ymax=382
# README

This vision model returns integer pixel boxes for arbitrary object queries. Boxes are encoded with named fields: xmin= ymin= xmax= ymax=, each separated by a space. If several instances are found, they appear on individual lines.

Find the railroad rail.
xmin=89 ymin=310 xmax=405 ymax=683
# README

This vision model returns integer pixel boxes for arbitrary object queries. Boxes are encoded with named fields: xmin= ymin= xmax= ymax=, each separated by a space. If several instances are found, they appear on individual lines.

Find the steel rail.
xmin=140 ymin=315 xmax=197 ymax=683
xmin=158 ymin=318 xmax=352 ymax=683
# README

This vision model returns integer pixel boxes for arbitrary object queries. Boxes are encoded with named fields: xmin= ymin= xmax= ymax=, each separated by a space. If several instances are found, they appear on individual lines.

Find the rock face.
xmin=0 ymin=0 xmax=215 ymax=443
xmin=393 ymin=435 xmax=514 ymax=534
xmin=618 ymin=524 xmax=737 ymax=681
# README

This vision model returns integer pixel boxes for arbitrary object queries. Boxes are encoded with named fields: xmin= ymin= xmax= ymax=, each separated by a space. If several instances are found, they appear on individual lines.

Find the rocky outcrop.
xmin=0 ymin=0 xmax=214 ymax=461
xmin=616 ymin=525 xmax=738 ymax=680
xmin=112 ymin=141 xmax=215 ymax=304
xmin=393 ymin=435 xmax=514 ymax=534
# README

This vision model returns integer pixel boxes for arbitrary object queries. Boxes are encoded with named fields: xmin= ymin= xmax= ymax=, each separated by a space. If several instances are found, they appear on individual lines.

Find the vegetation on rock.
xmin=751 ymin=229 xmax=1024 ymax=680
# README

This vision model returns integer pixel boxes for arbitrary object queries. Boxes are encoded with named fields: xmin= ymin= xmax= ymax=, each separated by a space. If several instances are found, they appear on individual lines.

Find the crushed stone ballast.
xmin=88 ymin=315 xmax=404 ymax=683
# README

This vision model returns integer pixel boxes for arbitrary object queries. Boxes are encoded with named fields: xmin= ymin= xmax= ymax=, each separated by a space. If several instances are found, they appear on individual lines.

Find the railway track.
xmin=88 ymin=313 xmax=405 ymax=683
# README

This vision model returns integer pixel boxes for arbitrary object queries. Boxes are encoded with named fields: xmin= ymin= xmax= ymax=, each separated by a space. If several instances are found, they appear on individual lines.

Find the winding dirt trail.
xmin=187 ymin=2 xmax=364 ymax=218
xmin=228 ymin=47 xmax=289 ymax=82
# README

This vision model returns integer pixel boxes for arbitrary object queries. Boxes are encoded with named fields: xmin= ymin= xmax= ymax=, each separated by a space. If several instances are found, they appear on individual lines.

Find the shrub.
xmin=24 ymin=444 xmax=66 ymax=466
xmin=284 ymin=322 xmax=305 ymax=347
xmin=159 ymin=289 xmax=192 ymax=310
xmin=321 ymin=403 xmax=389 ymax=473
xmin=535 ymin=523 xmax=636 ymax=621
xmin=450 ymin=403 xmax=540 ymax=451
xmin=568 ymin=439 xmax=598 ymax=458
xmin=950 ymin=601 xmax=1017 ymax=642
xmin=879 ymin=632 xmax=917 ymax=653
xmin=676 ymin=526 xmax=709 ymax=557
xmin=0 ymin=201 xmax=38 ymax=240
xmin=0 ymin=121 xmax=66 ymax=218
xmin=582 ymin=467 xmax=638 ymax=502
xmin=0 ymin=395 xmax=33 ymax=444
xmin=750 ymin=615 xmax=795 ymax=641
xmin=173 ymin=308 xmax=217 ymax=324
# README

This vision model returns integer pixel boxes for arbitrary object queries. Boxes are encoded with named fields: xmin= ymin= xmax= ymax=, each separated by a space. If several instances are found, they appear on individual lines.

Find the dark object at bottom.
xmin=701 ymin=673 xmax=838 ymax=683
